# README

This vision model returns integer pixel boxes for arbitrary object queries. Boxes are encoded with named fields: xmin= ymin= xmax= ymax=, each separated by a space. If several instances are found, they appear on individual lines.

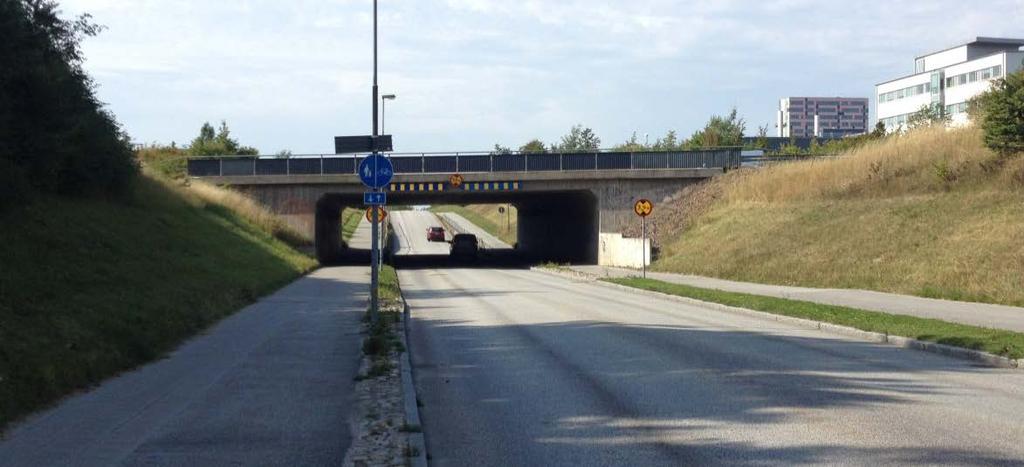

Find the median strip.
xmin=344 ymin=264 xmax=427 ymax=467
xmin=602 ymin=276 xmax=1024 ymax=363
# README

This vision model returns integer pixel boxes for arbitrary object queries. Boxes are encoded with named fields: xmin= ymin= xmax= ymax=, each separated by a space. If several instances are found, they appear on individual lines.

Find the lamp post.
xmin=381 ymin=94 xmax=396 ymax=135
xmin=369 ymin=0 xmax=380 ymax=320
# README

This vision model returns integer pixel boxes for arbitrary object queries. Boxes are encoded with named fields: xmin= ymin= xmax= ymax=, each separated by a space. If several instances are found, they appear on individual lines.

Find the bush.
xmin=0 ymin=159 xmax=31 ymax=211
xmin=0 ymin=1 xmax=137 ymax=199
xmin=975 ymin=70 xmax=1024 ymax=156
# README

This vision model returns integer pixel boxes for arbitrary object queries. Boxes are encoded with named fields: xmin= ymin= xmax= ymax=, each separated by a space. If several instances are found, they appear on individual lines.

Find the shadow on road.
xmin=405 ymin=300 xmax=1022 ymax=464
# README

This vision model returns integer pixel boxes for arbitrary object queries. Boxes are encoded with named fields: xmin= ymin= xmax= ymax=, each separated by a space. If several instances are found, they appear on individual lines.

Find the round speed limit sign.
xmin=633 ymin=199 xmax=653 ymax=217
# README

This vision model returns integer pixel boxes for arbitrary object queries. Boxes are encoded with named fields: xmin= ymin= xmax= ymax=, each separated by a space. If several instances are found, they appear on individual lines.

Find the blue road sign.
xmin=364 ymin=191 xmax=387 ymax=206
xmin=358 ymin=154 xmax=394 ymax=189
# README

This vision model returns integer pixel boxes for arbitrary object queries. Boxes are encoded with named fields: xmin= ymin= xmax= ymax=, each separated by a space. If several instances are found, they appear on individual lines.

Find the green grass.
xmin=341 ymin=208 xmax=362 ymax=244
xmin=0 ymin=176 xmax=317 ymax=430
xmin=379 ymin=264 xmax=401 ymax=304
xmin=606 ymin=277 xmax=1024 ymax=360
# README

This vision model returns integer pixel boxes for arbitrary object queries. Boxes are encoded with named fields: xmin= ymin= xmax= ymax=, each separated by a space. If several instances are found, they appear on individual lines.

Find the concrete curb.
xmin=530 ymin=267 xmax=1023 ymax=370
xmin=399 ymin=294 xmax=428 ymax=467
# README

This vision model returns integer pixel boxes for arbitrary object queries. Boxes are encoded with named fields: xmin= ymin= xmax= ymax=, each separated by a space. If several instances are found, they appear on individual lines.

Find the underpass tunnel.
xmin=516 ymin=191 xmax=599 ymax=264
xmin=315 ymin=193 xmax=365 ymax=264
xmin=314 ymin=190 xmax=599 ymax=266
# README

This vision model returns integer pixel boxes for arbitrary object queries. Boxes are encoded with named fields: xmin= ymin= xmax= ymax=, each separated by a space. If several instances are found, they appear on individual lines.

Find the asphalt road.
xmin=401 ymin=267 xmax=1024 ymax=466
xmin=390 ymin=210 xmax=451 ymax=256
xmin=0 ymin=267 xmax=368 ymax=466
xmin=437 ymin=212 xmax=512 ymax=249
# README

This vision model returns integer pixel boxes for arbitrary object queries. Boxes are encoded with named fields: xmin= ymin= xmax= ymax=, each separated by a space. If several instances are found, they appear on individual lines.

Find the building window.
xmin=993 ymin=65 xmax=1002 ymax=78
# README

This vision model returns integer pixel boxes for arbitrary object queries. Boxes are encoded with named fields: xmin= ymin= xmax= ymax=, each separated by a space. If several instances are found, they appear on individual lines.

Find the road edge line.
xmin=530 ymin=267 xmax=1023 ymax=370
xmin=400 ymin=291 xmax=428 ymax=466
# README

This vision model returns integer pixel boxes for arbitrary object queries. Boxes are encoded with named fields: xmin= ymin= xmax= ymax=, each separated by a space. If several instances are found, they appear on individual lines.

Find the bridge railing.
xmin=186 ymin=148 xmax=742 ymax=177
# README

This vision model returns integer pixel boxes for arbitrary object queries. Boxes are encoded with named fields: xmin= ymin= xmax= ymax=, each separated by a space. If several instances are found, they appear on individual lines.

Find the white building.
xmin=876 ymin=37 xmax=1024 ymax=132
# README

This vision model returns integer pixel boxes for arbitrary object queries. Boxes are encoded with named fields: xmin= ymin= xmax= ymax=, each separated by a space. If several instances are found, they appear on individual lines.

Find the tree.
xmin=749 ymin=125 xmax=769 ymax=149
xmin=613 ymin=132 xmax=646 ymax=151
xmin=188 ymin=120 xmax=258 ymax=156
xmin=871 ymin=121 xmax=886 ymax=138
xmin=651 ymin=130 xmax=681 ymax=151
xmin=518 ymin=139 xmax=547 ymax=153
xmin=686 ymin=108 xmax=746 ymax=148
xmin=491 ymin=143 xmax=512 ymax=155
xmin=556 ymin=124 xmax=601 ymax=152
xmin=1 ymin=0 xmax=136 ymax=204
xmin=906 ymin=103 xmax=949 ymax=129
xmin=974 ymin=70 xmax=1024 ymax=156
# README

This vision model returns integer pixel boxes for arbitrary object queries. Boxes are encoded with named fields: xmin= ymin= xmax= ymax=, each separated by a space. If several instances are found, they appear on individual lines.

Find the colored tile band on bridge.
xmin=463 ymin=181 xmax=521 ymax=191
xmin=389 ymin=182 xmax=447 ymax=192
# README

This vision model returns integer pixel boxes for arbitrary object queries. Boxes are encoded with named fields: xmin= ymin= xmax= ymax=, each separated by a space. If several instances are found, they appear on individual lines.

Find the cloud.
xmin=58 ymin=0 xmax=1024 ymax=152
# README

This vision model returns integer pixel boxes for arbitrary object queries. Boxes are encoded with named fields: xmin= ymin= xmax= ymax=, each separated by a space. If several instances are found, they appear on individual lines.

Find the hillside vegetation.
xmin=0 ymin=174 xmax=317 ymax=429
xmin=431 ymin=204 xmax=518 ymax=245
xmin=654 ymin=127 xmax=1024 ymax=306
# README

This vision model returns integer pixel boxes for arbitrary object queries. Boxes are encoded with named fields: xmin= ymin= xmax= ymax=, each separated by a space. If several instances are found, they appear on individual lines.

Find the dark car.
xmin=449 ymin=233 xmax=479 ymax=260
xmin=426 ymin=226 xmax=446 ymax=242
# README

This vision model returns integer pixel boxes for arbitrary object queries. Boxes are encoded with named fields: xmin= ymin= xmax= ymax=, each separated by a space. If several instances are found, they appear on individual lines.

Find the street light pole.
xmin=369 ymin=0 xmax=380 ymax=321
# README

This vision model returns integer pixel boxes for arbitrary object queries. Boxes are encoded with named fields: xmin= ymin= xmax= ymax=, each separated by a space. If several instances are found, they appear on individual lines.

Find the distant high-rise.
xmin=776 ymin=97 xmax=869 ymax=138
xmin=876 ymin=37 xmax=1024 ymax=133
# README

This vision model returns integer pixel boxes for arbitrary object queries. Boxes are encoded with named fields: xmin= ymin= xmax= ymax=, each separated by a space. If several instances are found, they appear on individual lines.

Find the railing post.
xmin=219 ymin=158 xmax=223 ymax=176
xmin=490 ymin=153 xmax=494 ymax=172
xmin=286 ymin=157 xmax=290 ymax=175
xmin=630 ymin=152 xmax=634 ymax=170
xmin=421 ymin=153 xmax=425 ymax=173
xmin=320 ymin=154 xmax=324 ymax=175
xmin=559 ymin=152 xmax=564 ymax=171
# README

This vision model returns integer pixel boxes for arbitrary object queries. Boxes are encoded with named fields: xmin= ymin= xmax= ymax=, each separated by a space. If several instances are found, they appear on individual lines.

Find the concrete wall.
xmin=598 ymin=233 xmax=649 ymax=269
xmin=218 ymin=170 xmax=717 ymax=264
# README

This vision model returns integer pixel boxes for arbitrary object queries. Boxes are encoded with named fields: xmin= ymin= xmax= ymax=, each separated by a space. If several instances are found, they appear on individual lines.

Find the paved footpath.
xmin=571 ymin=265 xmax=1024 ymax=333
xmin=0 ymin=267 xmax=369 ymax=466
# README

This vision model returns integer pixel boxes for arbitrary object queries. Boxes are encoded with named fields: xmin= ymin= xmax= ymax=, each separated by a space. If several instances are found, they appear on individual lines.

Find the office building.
xmin=876 ymin=37 xmax=1024 ymax=132
xmin=776 ymin=97 xmax=869 ymax=138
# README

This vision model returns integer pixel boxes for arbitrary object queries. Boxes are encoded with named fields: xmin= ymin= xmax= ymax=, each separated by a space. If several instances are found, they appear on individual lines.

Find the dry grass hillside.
xmin=655 ymin=127 xmax=1024 ymax=306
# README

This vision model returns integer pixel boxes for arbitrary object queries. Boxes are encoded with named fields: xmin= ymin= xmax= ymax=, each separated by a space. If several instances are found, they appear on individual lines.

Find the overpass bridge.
xmin=187 ymin=148 xmax=740 ymax=264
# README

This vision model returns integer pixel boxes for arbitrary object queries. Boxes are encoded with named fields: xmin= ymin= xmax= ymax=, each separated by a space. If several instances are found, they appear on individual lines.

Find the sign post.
xmin=633 ymin=199 xmax=653 ymax=278
xmin=359 ymin=154 xmax=393 ymax=323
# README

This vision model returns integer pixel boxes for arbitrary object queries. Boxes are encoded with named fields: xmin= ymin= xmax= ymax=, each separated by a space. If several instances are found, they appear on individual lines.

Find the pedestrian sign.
xmin=358 ymin=154 xmax=394 ymax=189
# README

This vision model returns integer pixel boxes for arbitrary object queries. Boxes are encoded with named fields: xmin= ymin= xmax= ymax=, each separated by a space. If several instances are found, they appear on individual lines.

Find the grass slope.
xmin=342 ymin=207 xmax=362 ymax=244
xmin=0 ymin=176 xmax=317 ymax=429
xmin=607 ymin=277 xmax=1024 ymax=360
xmin=655 ymin=127 xmax=1024 ymax=306
xmin=431 ymin=204 xmax=517 ymax=244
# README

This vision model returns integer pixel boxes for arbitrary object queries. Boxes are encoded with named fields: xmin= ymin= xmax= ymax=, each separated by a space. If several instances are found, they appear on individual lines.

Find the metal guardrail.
xmin=186 ymin=149 xmax=742 ymax=177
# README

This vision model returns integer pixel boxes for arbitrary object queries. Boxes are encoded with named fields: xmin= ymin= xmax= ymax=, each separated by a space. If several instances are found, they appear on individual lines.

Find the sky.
xmin=61 ymin=0 xmax=1024 ymax=154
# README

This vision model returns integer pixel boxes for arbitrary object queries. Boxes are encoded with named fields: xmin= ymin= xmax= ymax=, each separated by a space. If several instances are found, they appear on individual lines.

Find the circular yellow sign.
xmin=634 ymin=199 xmax=653 ymax=217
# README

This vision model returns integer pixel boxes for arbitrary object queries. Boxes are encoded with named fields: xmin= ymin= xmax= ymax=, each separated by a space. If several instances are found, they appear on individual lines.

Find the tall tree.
xmin=556 ymin=124 xmax=601 ymax=152
xmin=687 ymin=108 xmax=746 ymax=148
xmin=518 ymin=139 xmax=547 ymax=153
xmin=188 ymin=120 xmax=258 ymax=156
xmin=1 ymin=0 xmax=136 ymax=204
xmin=974 ymin=70 xmax=1024 ymax=156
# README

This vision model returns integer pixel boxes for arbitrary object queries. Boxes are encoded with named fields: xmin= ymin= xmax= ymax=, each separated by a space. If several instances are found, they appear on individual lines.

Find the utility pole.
xmin=369 ymin=0 xmax=380 ymax=321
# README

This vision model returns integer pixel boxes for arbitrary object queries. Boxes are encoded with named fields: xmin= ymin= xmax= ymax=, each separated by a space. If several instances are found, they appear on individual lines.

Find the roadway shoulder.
xmin=529 ymin=267 xmax=1023 ymax=370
